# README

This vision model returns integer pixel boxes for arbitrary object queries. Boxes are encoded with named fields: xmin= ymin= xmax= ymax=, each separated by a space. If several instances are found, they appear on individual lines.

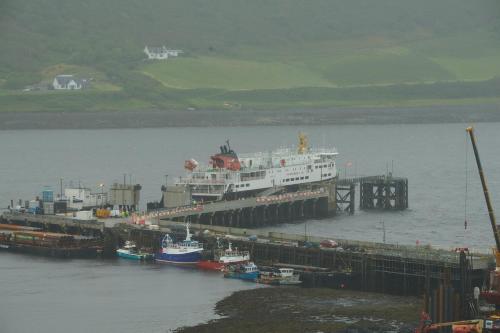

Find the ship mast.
xmin=298 ymin=133 xmax=309 ymax=154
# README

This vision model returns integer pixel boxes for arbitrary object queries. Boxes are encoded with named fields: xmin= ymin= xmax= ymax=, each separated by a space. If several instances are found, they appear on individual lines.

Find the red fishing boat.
xmin=197 ymin=242 xmax=250 ymax=271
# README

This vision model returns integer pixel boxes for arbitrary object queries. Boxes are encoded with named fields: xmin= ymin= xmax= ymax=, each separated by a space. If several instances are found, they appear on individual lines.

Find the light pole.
xmin=380 ymin=220 xmax=386 ymax=243
xmin=304 ymin=220 xmax=308 ymax=243
xmin=99 ymin=183 xmax=104 ymax=208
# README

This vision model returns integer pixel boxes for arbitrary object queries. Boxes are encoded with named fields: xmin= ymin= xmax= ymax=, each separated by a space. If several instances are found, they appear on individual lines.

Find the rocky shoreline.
xmin=175 ymin=287 xmax=420 ymax=333
xmin=1 ymin=104 xmax=499 ymax=130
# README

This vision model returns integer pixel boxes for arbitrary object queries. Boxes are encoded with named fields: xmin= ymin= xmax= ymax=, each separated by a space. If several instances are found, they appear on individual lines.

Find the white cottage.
xmin=144 ymin=46 xmax=183 ymax=60
xmin=52 ymin=75 xmax=87 ymax=90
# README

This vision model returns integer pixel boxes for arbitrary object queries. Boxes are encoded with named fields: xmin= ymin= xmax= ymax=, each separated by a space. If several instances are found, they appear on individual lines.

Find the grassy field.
xmin=3 ymin=79 xmax=500 ymax=113
xmin=141 ymin=35 xmax=500 ymax=92
xmin=142 ymin=57 xmax=333 ymax=90
xmin=431 ymin=56 xmax=500 ymax=81
xmin=2 ymin=0 xmax=500 ymax=112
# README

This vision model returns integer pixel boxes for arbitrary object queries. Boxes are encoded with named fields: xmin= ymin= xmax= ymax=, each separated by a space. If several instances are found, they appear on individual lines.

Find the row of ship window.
xmin=235 ymin=183 xmax=251 ymax=188
xmin=315 ymin=163 xmax=333 ymax=169
xmin=283 ymin=176 xmax=309 ymax=183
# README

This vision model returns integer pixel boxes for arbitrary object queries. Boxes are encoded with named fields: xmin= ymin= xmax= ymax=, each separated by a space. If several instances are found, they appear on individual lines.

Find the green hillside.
xmin=1 ymin=0 xmax=500 ymax=111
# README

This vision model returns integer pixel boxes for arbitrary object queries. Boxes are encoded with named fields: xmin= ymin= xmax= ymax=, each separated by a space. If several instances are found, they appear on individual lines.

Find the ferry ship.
xmin=178 ymin=134 xmax=338 ymax=202
xmin=154 ymin=224 xmax=203 ymax=264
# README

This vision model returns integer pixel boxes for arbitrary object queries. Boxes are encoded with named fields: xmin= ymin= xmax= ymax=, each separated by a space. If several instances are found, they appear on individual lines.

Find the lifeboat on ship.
xmin=184 ymin=159 xmax=199 ymax=171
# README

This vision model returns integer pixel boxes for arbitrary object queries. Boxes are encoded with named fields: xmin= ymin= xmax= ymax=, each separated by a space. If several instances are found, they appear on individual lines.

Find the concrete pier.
xmin=150 ymin=186 xmax=335 ymax=227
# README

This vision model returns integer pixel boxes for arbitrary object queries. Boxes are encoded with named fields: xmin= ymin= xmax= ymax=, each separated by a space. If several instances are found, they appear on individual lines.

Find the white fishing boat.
xmin=258 ymin=267 xmax=302 ymax=285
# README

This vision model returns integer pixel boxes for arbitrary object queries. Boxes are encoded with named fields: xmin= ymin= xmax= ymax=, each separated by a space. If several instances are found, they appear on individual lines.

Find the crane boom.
xmin=466 ymin=126 xmax=500 ymax=252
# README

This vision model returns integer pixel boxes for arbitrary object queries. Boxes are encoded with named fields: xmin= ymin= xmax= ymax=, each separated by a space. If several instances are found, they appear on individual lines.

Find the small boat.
xmin=155 ymin=223 xmax=203 ymax=264
xmin=258 ymin=267 xmax=302 ymax=285
xmin=197 ymin=242 xmax=250 ymax=271
xmin=116 ymin=241 xmax=152 ymax=260
xmin=223 ymin=262 xmax=259 ymax=281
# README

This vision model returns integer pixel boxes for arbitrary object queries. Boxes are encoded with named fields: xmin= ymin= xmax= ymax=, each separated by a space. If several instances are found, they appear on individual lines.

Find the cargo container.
xmin=29 ymin=200 xmax=40 ymax=208
xmin=75 ymin=210 xmax=93 ymax=221
xmin=95 ymin=208 xmax=110 ymax=218
xmin=43 ymin=202 xmax=54 ymax=215
xmin=110 ymin=209 xmax=121 ymax=217
xmin=27 ymin=207 xmax=42 ymax=215
xmin=54 ymin=200 xmax=67 ymax=214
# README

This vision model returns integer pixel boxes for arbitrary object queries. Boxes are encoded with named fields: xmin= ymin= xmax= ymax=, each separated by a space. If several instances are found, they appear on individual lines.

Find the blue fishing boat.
xmin=155 ymin=224 xmax=203 ymax=264
xmin=116 ymin=241 xmax=153 ymax=260
xmin=223 ymin=262 xmax=259 ymax=281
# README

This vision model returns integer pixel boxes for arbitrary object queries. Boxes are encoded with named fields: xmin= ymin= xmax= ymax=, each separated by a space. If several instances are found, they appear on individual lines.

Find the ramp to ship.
xmin=143 ymin=188 xmax=331 ymax=227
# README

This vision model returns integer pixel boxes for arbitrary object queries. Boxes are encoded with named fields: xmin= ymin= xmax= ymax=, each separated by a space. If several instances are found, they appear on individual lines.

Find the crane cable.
xmin=464 ymin=130 xmax=469 ymax=230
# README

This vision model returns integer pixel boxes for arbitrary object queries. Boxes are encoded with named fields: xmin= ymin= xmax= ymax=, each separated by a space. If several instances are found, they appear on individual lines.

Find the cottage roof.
xmin=54 ymin=75 xmax=88 ymax=87
xmin=55 ymin=75 xmax=75 ymax=86
xmin=146 ymin=46 xmax=168 ymax=54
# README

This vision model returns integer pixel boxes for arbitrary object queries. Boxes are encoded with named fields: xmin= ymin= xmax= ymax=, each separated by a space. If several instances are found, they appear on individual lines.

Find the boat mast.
xmin=185 ymin=221 xmax=192 ymax=241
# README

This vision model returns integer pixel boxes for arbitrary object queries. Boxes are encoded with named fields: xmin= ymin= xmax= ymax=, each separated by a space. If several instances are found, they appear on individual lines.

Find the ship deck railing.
xmin=191 ymin=190 xmax=224 ymax=195
xmin=178 ymin=175 xmax=266 ymax=184
xmin=238 ymin=147 xmax=338 ymax=158
xmin=177 ymin=178 xmax=226 ymax=185
xmin=239 ymin=175 xmax=266 ymax=182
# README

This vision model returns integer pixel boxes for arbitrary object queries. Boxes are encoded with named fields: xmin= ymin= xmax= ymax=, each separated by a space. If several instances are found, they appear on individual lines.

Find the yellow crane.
xmin=466 ymin=126 xmax=500 ymax=309
xmin=416 ymin=127 xmax=500 ymax=332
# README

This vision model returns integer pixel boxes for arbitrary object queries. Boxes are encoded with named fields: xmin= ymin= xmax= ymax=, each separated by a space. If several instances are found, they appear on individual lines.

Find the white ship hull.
xmin=177 ymin=137 xmax=338 ymax=201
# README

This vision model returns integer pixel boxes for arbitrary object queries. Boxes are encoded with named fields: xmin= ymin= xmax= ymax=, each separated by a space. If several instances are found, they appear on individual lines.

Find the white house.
xmin=144 ymin=46 xmax=183 ymax=60
xmin=52 ymin=75 xmax=88 ymax=90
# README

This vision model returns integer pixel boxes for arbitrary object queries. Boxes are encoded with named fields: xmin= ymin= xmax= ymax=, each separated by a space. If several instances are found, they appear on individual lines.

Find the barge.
xmin=0 ymin=224 xmax=102 ymax=258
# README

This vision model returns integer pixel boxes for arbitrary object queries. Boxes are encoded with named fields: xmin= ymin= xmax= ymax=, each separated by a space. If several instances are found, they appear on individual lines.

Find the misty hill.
xmin=1 ymin=0 xmax=500 ymax=111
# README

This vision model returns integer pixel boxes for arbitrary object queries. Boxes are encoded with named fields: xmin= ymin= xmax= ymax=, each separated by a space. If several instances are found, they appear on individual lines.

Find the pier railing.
xmin=336 ymin=175 xmax=405 ymax=185
xmin=159 ymin=220 xmax=492 ymax=269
